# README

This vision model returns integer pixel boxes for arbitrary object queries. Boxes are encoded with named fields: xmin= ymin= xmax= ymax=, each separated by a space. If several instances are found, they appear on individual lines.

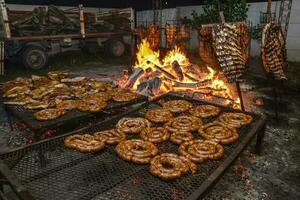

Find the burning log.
xmin=123 ymin=67 xmax=144 ymax=88
xmin=173 ymin=79 xmax=211 ymax=88
xmin=172 ymin=61 xmax=184 ymax=81
xmin=152 ymin=71 xmax=161 ymax=78
xmin=184 ymin=72 xmax=198 ymax=82
xmin=137 ymin=81 xmax=150 ymax=96
xmin=186 ymin=63 xmax=207 ymax=81
xmin=154 ymin=65 xmax=177 ymax=80
xmin=149 ymin=77 xmax=162 ymax=95
xmin=136 ymin=77 xmax=162 ymax=96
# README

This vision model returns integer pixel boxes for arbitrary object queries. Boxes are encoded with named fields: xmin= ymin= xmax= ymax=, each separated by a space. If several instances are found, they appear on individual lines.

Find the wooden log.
xmin=171 ymin=61 xmax=184 ymax=81
xmin=154 ymin=65 xmax=177 ymax=80
xmin=173 ymin=79 xmax=212 ymax=88
xmin=184 ymin=72 xmax=198 ymax=82
xmin=150 ymin=77 xmax=162 ymax=95
xmin=123 ymin=67 xmax=144 ymax=88
xmin=137 ymin=81 xmax=150 ymax=96
xmin=136 ymin=77 xmax=163 ymax=97
xmin=186 ymin=64 xmax=206 ymax=79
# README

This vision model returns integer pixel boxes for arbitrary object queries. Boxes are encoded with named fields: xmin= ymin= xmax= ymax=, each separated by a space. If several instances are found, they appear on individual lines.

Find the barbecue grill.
xmin=3 ymin=95 xmax=147 ymax=142
xmin=0 ymin=93 xmax=266 ymax=200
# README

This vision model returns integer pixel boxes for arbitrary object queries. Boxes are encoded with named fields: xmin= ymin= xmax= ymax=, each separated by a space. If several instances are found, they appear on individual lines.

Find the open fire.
xmin=118 ymin=39 xmax=241 ymax=109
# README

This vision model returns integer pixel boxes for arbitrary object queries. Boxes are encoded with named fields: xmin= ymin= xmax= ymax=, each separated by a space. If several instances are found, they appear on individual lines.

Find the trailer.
xmin=0 ymin=1 xmax=134 ymax=71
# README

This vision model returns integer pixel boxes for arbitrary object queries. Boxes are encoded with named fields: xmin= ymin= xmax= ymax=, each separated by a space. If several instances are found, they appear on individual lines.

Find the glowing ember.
xmin=118 ymin=39 xmax=241 ymax=109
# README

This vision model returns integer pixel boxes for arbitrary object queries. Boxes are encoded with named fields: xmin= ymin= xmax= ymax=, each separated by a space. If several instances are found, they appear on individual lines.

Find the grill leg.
xmin=33 ymin=129 xmax=41 ymax=143
xmin=255 ymin=124 xmax=266 ymax=155
xmin=34 ymin=129 xmax=48 ymax=168
xmin=3 ymin=106 xmax=13 ymax=131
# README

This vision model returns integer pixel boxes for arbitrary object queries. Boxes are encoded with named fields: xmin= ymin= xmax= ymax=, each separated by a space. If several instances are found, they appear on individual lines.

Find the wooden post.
xmin=0 ymin=40 xmax=4 ymax=75
xmin=0 ymin=0 xmax=11 ymax=39
xmin=266 ymin=0 xmax=272 ymax=23
xmin=219 ymin=11 xmax=225 ymax=23
xmin=79 ymin=4 xmax=85 ymax=38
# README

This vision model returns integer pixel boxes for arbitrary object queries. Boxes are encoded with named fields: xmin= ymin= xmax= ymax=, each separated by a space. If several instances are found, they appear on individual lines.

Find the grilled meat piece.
xmin=165 ymin=23 xmax=177 ymax=47
xmin=148 ymin=24 xmax=160 ymax=50
xmin=261 ymin=22 xmax=287 ymax=80
xmin=213 ymin=23 xmax=249 ymax=82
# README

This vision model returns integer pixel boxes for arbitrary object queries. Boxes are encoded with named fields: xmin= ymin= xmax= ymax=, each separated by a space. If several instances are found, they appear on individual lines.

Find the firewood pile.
xmin=9 ymin=5 xmax=131 ymax=37
xmin=10 ymin=5 xmax=80 ymax=36
xmin=261 ymin=22 xmax=287 ymax=80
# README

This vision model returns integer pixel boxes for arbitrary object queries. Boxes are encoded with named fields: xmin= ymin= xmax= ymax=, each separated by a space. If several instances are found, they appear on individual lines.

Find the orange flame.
xmin=119 ymin=39 xmax=241 ymax=109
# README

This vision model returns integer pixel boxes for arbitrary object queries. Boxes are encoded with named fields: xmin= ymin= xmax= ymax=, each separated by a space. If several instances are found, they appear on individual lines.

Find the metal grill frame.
xmin=0 ymin=93 xmax=267 ymax=200
xmin=3 ymin=94 xmax=147 ymax=142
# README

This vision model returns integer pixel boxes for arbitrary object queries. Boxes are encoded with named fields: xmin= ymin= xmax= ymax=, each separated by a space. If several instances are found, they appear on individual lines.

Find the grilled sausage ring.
xmin=170 ymin=131 xmax=194 ymax=145
xmin=218 ymin=112 xmax=253 ymax=128
xmin=112 ymin=89 xmax=139 ymax=102
xmin=198 ymin=121 xmax=239 ymax=144
xmin=162 ymin=100 xmax=192 ymax=113
xmin=140 ymin=127 xmax=170 ymax=143
xmin=164 ymin=115 xmax=202 ymax=133
xmin=145 ymin=108 xmax=173 ymax=123
xmin=77 ymin=100 xmax=107 ymax=113
xmin=64 ymin=134 xmax=105 ymax=153
xmin=149 ymin=153 xmax=197 ymax=180
xmin=115 ymin=139 xmax=159 ymax=164
xmin=56 ymin=100 xmax=78 ymax=110
xmin=179 ymin=139 xmax=224 ymax=163
xmin=116 ymin=117 xmax=151 ymax=134
xmin=83 ymin=92 xmax=112 ymax=102
xmin=94 ymin=129 xmax=126 ymax=145
xmin=189 ymin=105 xmax=221 ymax=118
xmin=34 ymin=108 xmax=65 ymax=121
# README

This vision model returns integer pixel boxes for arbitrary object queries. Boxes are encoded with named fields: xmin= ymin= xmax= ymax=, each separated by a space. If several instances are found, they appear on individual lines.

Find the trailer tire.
xmin=105 ymin=39 xmax=125 ymax=57
xmin=20 ymin=46 xmax=49 ymax=70
xmin=82 ymin=41 xmax=100 ymax=54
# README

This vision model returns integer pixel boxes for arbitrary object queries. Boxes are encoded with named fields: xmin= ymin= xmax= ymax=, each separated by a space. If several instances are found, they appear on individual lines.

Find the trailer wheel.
xmin=20 ymin=46 xmax=49 ymax=70
xmin=105 ymin=39 xmax=125 ymax=57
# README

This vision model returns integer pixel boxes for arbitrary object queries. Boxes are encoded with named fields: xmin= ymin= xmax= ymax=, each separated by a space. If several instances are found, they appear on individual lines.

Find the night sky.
xmin=6 ymin=0 xmax=274 ymax=11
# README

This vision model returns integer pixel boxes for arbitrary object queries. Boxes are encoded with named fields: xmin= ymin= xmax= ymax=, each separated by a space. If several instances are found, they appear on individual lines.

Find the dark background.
xmin=6 ymin=0 xmax=279 ymax=11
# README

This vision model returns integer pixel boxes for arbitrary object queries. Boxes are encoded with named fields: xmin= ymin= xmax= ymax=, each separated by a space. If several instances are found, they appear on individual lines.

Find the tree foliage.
xmin=181 ymin=0 xmax=249 ymax=28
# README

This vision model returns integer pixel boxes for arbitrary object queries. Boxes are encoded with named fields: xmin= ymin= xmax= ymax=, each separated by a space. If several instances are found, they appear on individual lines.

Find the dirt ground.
xmin=0 ymin=51 xmax=299 ymax=199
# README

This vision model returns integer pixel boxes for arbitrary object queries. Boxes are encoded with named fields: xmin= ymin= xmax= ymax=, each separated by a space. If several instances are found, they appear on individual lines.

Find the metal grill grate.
xmin=4 ymin=95 xmax=147 ymax=131
xmin=0 ymin=93 xmax=265 ymax=200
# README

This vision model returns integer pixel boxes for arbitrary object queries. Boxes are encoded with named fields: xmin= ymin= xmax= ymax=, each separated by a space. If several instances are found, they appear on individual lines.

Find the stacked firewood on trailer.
xmin=261 ymin=22 xmax=287 ymax=80
xmin=212 ymin=23 xmax=250 ymax=83
xmin=89 ymin=9 xmax=132 ymax=32
xmin=10 ymin=5 xmax=80 ymax=36
xmin=9 ymin=5 xmax=132 ymax=36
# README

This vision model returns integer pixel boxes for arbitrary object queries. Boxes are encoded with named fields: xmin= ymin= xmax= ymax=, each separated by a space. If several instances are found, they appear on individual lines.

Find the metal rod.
xmin=5 ymin=31 xmax=131 ymax=42
xmin=235 ymin=82 xmax=245 ymax=111
xmin=0 ymin=41 xmax=3 ymax=75
xmin=273 ymin=86 xmax=279 ymax=121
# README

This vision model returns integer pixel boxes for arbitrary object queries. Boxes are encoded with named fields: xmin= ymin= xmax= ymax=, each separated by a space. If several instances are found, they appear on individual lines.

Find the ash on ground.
xmin=0 ymin=58 xmax=299 ymax=200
